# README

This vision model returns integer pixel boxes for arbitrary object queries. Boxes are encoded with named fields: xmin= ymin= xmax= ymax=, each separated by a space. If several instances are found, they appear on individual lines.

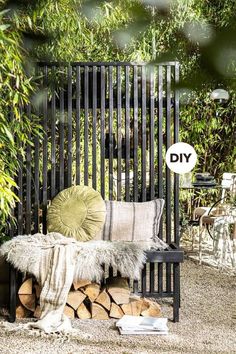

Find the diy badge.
xmin=165 ymin=142 xmax=197 ymax=174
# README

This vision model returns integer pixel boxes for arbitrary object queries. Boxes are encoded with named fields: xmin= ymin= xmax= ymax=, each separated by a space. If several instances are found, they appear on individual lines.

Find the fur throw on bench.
xmin=1 ymin=233 xmax=168 ymax=333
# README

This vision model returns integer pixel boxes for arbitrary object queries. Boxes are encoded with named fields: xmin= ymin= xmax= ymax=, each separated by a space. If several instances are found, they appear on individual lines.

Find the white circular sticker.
xmin=165 ymin=142 xmax=197 ymax=174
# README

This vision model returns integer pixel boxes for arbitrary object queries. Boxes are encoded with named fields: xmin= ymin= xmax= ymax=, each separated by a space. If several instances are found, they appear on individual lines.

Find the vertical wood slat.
xmin=108 ymin=65 xmax=113 ymax=200
xmin=92 ymin=66 xmax=97 ymax=189
xmin=174 ymin=63 xmax=180 ymax=246
xmin=42 ymin=66 xmax=48 ymax=234
xmin=133 ymin=66 xmax=139 ymax=202
xmin=142 ymin=264 xmax=147 ymax=295
xmin=67 ymin=64 xmax=73 ymax=187
xmin=116 ymin=65 xmax=122 ymax=200
xmin=100 ymin=66 xmax=105 ymax=198
xmin=173 ymin=262 xmax=180 ymax=322
xmin=9 ymin=104 xmax=15 ymax=237
xmin=76 ymin=66 xmax=81 ymax=185
xmin=125 ymin=66 xmax=130 ymax=201
xmin=51 ymin=66 xmax=56 ymax=198
xmin=158 ymin=263 xmax=163 ymax=294
xmin=141 ymin=65 xmax=147 ymax=202
xmin=166 ymin=65 xmax=172 ymax=293
xmin=109 ymin=267 xmax=113 ymax=278
xmin=150 ymin=262 xmax=155 ymax=293
xmin=149 ymin=66 xmax=155 ymax=200
xmin=166 ymin=65 xmax=172 ymax=244
xmin=9 ymin=209 xmax=15 ymax=238
xmin=158 ymin=65 xmax=163 ymax=239
xmin=9 ymin=267 xmax=17 ymax=322
xmin=84 ymin=65 xmax=89 ymax=185
xmin=17 ymin=141 xmax=23 ymax=235
xmin=59 ymin=67 xmax=65 ymax=191
xmin=34 ymin=108 xmax=40 ymax=233
xmin=25 ymin=104 xmax=32 ymax=235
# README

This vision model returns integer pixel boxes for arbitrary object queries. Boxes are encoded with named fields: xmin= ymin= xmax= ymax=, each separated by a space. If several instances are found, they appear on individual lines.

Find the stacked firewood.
xmin=16 ymin=277 xmax=161 ymax=320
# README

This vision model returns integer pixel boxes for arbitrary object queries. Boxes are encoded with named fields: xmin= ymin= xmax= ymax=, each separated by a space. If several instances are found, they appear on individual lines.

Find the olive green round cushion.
xmin=47 ymin=185 xmax=106 ymax=241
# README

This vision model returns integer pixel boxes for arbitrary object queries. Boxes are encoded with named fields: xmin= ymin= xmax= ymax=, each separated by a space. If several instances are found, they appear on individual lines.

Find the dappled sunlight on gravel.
xmin=0 ymin=260 xmax=235 ymax=354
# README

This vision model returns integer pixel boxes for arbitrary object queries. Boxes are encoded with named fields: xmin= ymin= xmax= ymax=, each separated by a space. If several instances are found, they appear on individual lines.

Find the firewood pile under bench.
xmin=16 ymin=277 xmax=162 ymax=320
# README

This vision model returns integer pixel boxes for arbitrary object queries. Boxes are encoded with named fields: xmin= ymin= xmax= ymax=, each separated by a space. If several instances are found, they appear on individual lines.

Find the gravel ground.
xmin=0 ymin=259 xmax=235 ymax=354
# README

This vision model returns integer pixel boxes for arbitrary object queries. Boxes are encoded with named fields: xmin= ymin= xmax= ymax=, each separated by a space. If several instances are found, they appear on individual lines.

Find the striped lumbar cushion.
xmin=95 ymin=199 xmax=165 ymax=242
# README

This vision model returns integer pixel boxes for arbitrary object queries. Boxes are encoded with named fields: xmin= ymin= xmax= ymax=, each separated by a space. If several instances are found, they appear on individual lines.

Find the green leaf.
xmin=0 ymin=24 xmax=10 ymax=31
xmin=4 ymin=127 xmax=14 ymax=144
xmin=0 ymin=9 xmax=10 ymax=17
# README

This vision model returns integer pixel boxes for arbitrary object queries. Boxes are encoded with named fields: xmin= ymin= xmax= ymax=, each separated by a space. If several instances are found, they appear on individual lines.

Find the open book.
xmin=116 ymin=315 xmax=169 ymax=335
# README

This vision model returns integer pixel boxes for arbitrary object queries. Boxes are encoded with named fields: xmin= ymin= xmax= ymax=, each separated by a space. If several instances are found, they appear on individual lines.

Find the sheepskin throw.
xmin=95 ymin=199 xmax=165 ymax=242
xmin=1 ymin=233 xmax=168 ymax=333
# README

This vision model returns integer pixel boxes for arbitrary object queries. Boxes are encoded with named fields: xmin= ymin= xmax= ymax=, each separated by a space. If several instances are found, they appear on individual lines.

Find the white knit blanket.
xmin=1 ymin=233 xmax=168 ymax=333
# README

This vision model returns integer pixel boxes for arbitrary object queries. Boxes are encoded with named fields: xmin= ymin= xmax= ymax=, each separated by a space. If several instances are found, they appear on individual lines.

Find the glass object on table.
xmin=180 ymin=172 xmax=192 ymax=188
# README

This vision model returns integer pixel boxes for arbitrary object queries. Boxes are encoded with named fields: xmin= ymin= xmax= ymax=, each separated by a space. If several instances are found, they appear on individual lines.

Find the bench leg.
xmin=133 ymin=279 xmax=139 ymax=294
xmin=173 ymin=262 xmax=180 ymax=322
xmin=9 ymin=265 xmax=16 ymax=322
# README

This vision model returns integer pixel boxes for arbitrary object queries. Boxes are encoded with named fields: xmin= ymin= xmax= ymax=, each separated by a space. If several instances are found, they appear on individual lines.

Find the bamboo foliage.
xmin=0 ymin=0 xmax=236 ymax=242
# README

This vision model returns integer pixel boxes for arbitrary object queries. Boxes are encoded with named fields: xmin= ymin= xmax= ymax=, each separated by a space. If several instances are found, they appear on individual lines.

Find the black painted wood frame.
xmin=8 ymin=62 xmax=183 ymax=323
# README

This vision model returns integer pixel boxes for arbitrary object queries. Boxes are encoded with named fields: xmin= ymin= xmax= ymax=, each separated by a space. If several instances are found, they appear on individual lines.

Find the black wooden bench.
xmin=8 ymin=61 xmax=184 ymax=322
